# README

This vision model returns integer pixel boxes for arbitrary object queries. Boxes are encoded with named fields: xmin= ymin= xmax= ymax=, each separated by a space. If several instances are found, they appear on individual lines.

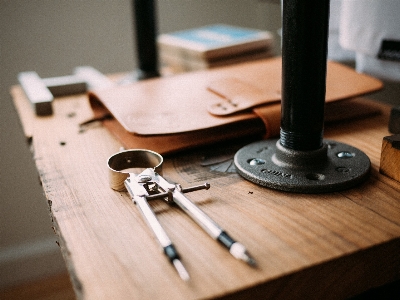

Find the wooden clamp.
xmin=380 ymin=134 xmax=400 ymax=183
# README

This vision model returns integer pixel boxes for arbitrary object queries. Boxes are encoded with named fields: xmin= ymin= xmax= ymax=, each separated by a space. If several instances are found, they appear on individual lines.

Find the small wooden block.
xmin=380 ymin=134 xmax=400 ymax=182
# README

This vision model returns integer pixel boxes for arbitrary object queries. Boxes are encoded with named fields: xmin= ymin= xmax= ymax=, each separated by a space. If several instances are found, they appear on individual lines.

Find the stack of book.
xmin=158 ymin=24 xmax=275 ymax=73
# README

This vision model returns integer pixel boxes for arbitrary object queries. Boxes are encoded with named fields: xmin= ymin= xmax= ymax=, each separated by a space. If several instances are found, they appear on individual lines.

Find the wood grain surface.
xmin=11 ymin=85 xmax=400 ymax=300
xmin=380 ymin=135 xmax=400 ymax=183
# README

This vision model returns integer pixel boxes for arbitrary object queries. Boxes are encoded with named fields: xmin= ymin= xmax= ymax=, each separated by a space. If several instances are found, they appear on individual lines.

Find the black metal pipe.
xmin=132 ymin=0 xmax=160 ymax=79
xmin=280 ymin=0 xmax=330 ymax=151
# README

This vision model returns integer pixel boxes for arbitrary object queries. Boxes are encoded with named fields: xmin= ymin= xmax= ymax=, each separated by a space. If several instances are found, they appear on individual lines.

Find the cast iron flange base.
xmin=234 ymin=139 xmax=371 ymax=193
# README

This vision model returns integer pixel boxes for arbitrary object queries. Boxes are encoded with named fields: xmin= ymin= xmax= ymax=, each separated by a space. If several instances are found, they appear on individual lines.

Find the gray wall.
xmin=0 ymin=0 xmax=281 ymax=288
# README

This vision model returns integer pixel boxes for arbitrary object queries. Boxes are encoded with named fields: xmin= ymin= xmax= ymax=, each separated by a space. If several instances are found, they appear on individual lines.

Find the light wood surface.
xmin=11 ymin=84 xmax=400 ymax=300
xmin=380 ymin=135 xmax=400 ymax=183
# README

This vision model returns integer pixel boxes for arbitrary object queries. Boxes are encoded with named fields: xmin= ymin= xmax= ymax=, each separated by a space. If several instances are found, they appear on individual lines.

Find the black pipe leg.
xmin=133 ymin=0 xmax=160 ymax=80
xmin=234 ymin=0 xmax=371 ymax=193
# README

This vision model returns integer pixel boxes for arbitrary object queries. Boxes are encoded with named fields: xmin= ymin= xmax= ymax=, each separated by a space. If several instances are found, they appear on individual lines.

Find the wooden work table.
xmin=11 ymin=82 xmax=400 ymax=299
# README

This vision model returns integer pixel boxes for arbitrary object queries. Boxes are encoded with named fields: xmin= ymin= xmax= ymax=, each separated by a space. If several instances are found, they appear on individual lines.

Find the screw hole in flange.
xmin=326 ymin=142 xmax=337 ymax=149
xmin=306 ymin=173 xmax=325 ymax=181
xmin=336 ymin=167 xmax=351 ymax=173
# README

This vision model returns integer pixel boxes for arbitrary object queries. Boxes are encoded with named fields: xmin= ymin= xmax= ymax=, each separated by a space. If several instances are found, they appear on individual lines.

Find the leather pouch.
xmin=88 ymin=57 xmax=383 ymax=154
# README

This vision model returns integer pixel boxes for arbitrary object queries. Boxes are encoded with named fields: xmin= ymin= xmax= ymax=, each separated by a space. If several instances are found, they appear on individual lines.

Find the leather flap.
xmin=207 ymin=78 xmax=281 ymax=115
xmin=89 ymin=65 xmax=257 ymax=135
xmin=207 ymin=59 xmax=384 ymax=115
xmin=89 ymin=57 xmax=383 ymax=136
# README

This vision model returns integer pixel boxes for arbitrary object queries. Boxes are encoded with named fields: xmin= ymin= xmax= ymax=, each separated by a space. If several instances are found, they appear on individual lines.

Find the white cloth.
xmin=328 ymin=0 xmax=355 ymax=61
xmin=339 ymin=0 xmax=400 ymax=80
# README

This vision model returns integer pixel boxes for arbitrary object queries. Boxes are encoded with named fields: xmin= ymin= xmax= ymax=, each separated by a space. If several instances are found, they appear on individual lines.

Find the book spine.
xmin=160 ymin=49 xmax=274 ymax=73
xmin=158 ymin=32 xmax=274 ymax=61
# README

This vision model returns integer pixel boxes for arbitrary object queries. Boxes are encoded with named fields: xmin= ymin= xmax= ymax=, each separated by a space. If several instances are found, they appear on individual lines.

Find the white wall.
xmin=0 ymin=0 xmax=282 ymax=288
